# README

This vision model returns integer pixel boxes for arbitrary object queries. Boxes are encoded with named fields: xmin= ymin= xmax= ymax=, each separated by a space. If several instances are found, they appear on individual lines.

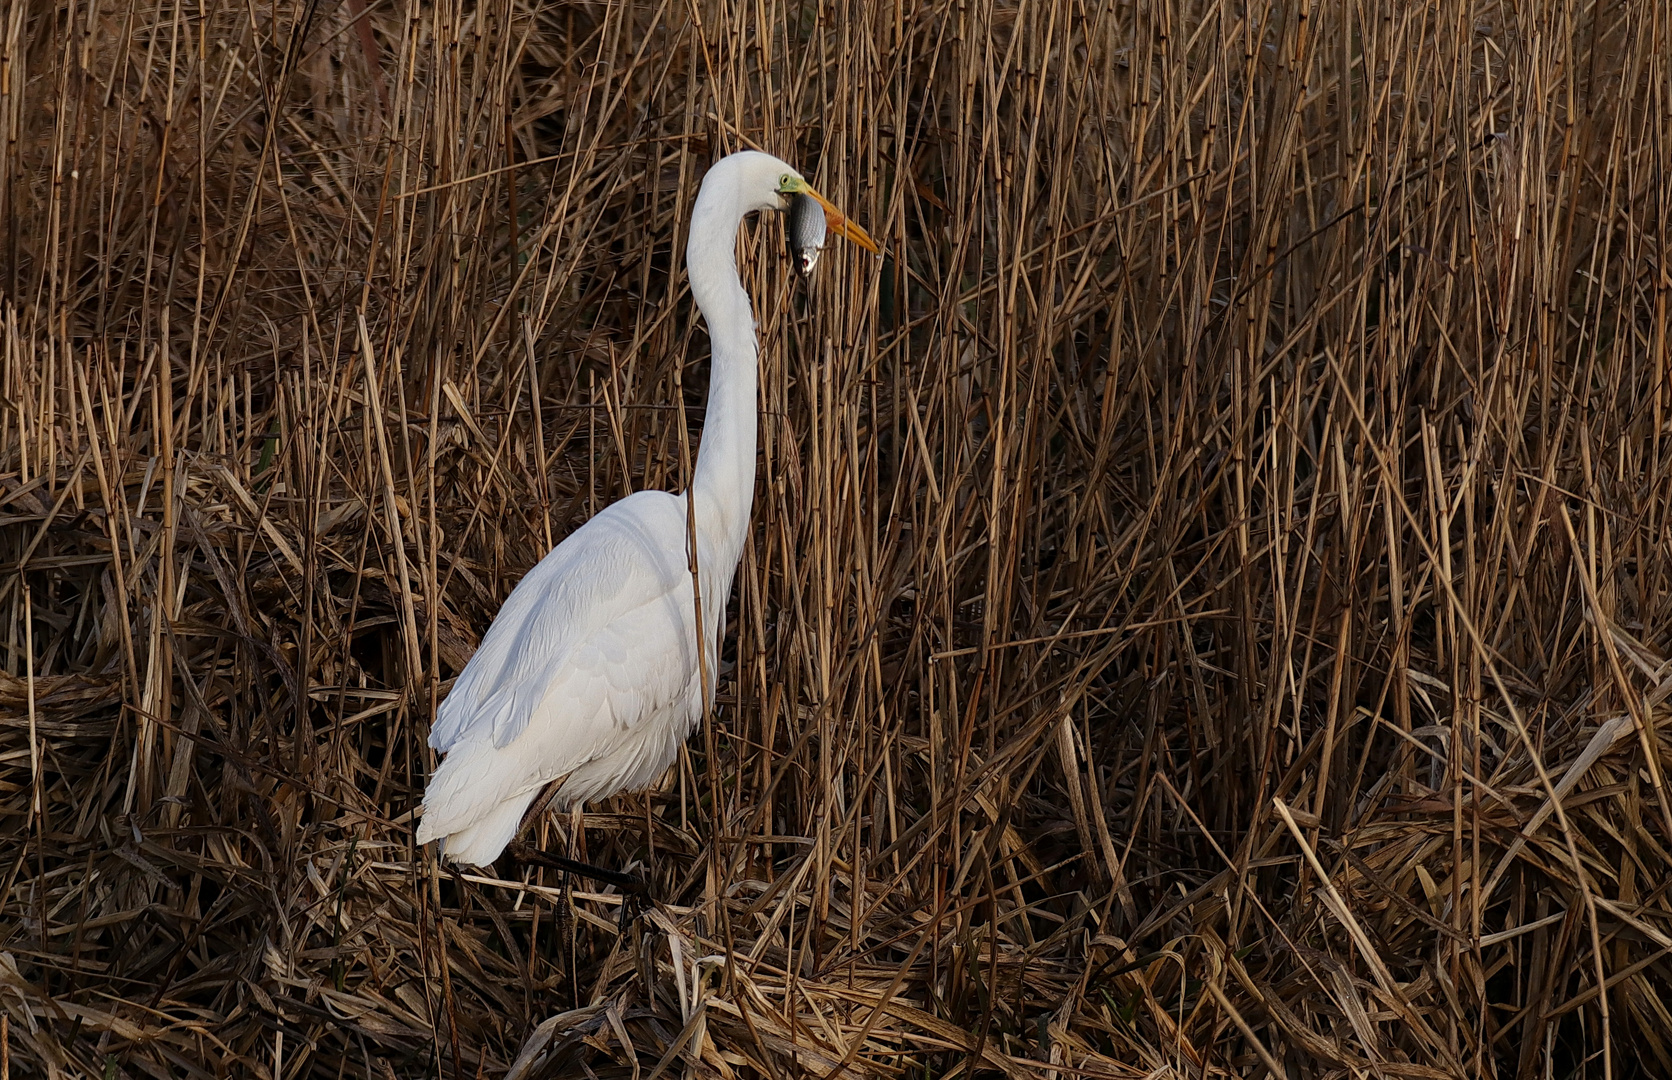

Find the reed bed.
xmin=3 ymin=0 xmax=1670 ymax=1076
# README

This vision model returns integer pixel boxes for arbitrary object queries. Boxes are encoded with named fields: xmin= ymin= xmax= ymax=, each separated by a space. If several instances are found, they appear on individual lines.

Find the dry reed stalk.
xmin=2 ymin=0 xmax=1671 ymax=1077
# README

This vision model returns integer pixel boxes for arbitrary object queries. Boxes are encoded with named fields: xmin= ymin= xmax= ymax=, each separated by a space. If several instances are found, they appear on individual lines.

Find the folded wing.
xmin=418 ymin=490 xmax=702 ymax=855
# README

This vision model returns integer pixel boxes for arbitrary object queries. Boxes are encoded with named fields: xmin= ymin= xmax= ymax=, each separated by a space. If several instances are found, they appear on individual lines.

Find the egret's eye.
xmin=779 ymin=174 xmax=795 ymax=190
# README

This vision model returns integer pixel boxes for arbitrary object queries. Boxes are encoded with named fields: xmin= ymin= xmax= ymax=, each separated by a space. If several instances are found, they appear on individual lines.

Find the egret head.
xmin=717 ymin=150 xmax=880 ymax=257
xmin=773 ymin=168 xmax=879 ymax=257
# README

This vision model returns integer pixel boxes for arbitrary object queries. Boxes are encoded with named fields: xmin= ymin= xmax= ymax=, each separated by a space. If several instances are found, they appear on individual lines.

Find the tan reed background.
xmin=2 ymin=0 xmax=1671 ymax=1076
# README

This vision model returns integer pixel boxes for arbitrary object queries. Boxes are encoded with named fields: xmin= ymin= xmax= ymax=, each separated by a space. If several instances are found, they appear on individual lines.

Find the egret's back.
xmin=417 ymin=491 xmax=716 ymax=864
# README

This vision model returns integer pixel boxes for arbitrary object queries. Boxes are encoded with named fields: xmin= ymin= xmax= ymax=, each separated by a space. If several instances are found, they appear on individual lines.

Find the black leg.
xmin=508 ymin=842 xmax=652 ymax=934
xmin=508 ymin=841 xmax=650 ymax=895
xmin=511 ymin=786 xmax=652 ymax=931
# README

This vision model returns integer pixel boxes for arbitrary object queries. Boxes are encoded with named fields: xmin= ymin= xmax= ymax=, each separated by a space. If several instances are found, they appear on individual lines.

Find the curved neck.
xmin=685 ymin=177 xmax=760 ymax=574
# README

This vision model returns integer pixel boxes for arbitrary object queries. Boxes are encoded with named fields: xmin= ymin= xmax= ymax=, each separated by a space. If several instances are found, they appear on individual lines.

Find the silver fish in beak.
xmin=785 ymin=192 xmax=828 ymax=275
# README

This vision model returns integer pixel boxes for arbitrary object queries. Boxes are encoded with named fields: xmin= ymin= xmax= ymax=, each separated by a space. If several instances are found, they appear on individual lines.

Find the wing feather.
xmin=419 ymin=489 xmax=726 ymax=855
xmin=429 ymin=490 xmax=695 ymax=754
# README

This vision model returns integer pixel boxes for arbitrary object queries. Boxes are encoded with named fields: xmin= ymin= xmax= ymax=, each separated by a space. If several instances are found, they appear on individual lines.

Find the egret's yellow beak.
xmin=783 ymin=178 xmax=879 ymax=253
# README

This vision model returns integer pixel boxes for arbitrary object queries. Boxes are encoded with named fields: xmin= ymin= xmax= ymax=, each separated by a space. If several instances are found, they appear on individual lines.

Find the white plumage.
xmin=416 ymin=151 xmax=876 ymax=865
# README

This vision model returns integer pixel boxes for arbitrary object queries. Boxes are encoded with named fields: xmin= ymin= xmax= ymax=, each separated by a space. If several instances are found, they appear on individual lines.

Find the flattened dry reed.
xmin=3 ymin=0 xmax=1671 ymax=1077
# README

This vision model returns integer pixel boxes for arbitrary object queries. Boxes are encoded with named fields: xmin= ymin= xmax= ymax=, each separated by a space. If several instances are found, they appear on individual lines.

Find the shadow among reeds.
xmin=3 ymin=0 xmax=1671 ymax=1076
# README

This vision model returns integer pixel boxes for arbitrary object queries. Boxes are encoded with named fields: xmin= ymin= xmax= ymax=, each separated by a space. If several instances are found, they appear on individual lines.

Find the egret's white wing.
xmin=416 ymin=490 xmax=710 ymax=852
xmin=428 ymin=489 xmax=696 ymax=754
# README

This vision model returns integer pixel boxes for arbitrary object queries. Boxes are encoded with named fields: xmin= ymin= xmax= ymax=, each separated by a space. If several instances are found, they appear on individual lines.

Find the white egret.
xmin=416 ymin=150 xmax=877 ymax=866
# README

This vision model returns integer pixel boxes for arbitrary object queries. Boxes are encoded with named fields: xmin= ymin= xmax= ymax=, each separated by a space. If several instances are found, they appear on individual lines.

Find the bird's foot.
xmin=507 ymin=841 xmax=652 ymax=930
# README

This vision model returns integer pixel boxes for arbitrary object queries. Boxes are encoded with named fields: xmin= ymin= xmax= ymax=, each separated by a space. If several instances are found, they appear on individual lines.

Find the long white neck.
xmin=684 ymin=172 xmax=760 ymax=580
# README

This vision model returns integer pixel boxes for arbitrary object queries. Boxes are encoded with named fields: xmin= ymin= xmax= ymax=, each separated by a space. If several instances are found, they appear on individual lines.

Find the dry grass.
xmin=3 ymin=0 xmax=1671 ymax=1076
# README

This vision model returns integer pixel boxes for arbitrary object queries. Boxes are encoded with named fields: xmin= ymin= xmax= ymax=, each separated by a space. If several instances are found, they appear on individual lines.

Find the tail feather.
xmin=416 ymin=740 xmax=540 ymax=865
xmin=424 ymin=791 xmax=537 ymax=866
